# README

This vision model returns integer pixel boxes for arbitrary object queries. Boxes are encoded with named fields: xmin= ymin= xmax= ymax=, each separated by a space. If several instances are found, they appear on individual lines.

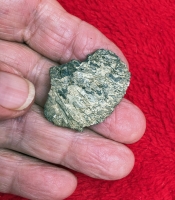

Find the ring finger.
xmin=0 ymin=104 xmax=134 ymax=180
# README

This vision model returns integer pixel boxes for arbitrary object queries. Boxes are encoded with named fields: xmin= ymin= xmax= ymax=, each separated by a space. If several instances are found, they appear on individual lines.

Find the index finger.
xmin=0 ymin=0 xmax=128 ymax=64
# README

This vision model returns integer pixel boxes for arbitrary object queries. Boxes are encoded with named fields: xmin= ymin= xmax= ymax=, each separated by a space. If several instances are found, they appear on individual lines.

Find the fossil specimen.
xmin=44 ymin=49 xmax=130 ymax=131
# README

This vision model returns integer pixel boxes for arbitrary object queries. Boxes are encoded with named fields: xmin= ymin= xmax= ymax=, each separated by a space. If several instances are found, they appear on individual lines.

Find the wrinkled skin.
xmin=0 ymin=0 xmax=146 ymax=200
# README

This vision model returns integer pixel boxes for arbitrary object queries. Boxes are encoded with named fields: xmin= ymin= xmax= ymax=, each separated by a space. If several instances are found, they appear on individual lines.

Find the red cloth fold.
xmin=1 ymin=0 xmax=175 ymax=199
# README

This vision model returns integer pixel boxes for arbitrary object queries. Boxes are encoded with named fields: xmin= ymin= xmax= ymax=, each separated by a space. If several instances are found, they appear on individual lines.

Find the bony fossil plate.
xmin=44 ymin=49 xmax=130 ymax=131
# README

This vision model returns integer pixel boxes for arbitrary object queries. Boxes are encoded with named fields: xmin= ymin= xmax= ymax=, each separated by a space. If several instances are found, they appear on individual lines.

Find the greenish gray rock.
xmin=44 ymin=49 xmax=130 ymax=131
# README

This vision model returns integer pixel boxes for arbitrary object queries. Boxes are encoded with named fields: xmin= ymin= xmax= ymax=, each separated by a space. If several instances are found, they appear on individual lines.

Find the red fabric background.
xmin=1 ymin=0 xmax=175 ymax=199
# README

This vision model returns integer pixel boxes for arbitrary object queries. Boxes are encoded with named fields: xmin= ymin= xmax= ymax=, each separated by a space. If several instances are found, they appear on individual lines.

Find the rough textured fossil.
xmin=44 ymin=49 xmax=130 ymax=131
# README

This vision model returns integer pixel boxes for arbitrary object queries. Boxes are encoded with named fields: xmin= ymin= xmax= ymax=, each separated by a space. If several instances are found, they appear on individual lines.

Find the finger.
xmin=90 ymin=99 xmax=146 ymax=144
xmin=0 ymin=71 xmax=35 ymax=120
xmin=0 ymin=40 xmax=145 ymax=143
xmin=0 ymin=0 xmax=128 ymax=64
xmin=1 ymin=105 xmax=134 ymax=180
xmin=0 ymin=149 xmax=77 ymax=200
xmin=0 ymin=40 xmax=54 ymax=106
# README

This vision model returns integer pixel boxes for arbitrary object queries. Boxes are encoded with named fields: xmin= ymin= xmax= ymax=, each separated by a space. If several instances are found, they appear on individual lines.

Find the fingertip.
xmin=70 ymin=20 xmax=129 ymax=68
xmin=0 ymin=72 xmax=35 ymax=119
xmin=104 ymin=39 xmax=130 ymax=68
xmin=48 ymin=170 xmax=77 ymax=200
xmin=16 ymin=78 xmax=35 ymax=111
xmin=114 ymin=146 xmax=135 ymax=180
xmin=58 ymin=172 xmax=77 ymax=199
xmin=91 ymin=98 xmax=146 ymax=144
xmin=104 ymin=145 xmax=135 ymax=180
xmin=116 ymin=99 xmax=146 ymax=144
xmin=35 ymin=169 xmax=77 ymax=200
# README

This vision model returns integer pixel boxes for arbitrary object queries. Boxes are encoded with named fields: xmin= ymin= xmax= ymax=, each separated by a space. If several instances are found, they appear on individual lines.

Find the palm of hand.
xmin=0 ymin=1 xmax=146 ymax=199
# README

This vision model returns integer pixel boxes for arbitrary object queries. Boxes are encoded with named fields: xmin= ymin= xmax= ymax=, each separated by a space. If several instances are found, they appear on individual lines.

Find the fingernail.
xmin=0 ymin=72 xmax=35 ymax=110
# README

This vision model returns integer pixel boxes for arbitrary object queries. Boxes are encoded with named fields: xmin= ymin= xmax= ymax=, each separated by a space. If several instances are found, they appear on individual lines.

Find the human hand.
xmin=0 ymin=0 xmax=146 ymax=199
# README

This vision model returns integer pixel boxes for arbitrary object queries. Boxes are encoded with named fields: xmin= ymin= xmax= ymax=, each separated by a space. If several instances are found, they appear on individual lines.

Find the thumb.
xmin=0 ymin=71 xmax=35 ymax=119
